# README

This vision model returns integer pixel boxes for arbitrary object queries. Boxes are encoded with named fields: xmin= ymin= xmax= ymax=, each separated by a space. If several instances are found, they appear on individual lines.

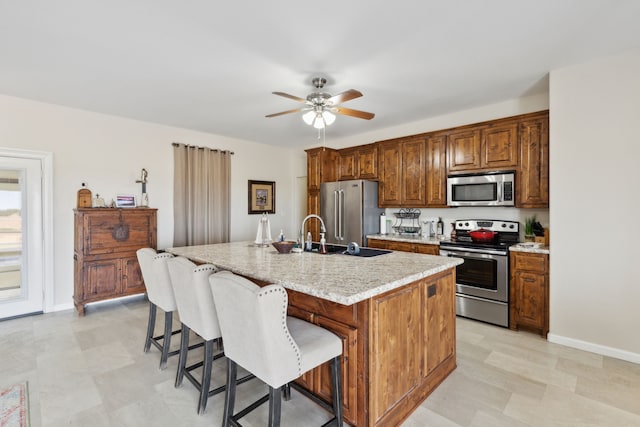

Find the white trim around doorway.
xmin=0 ymin=147 xmax=54 ymax=313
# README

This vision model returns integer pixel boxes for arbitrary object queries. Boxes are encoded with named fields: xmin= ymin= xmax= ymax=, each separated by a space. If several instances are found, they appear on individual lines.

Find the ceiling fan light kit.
xmin=267 ymin=76 xmax=374 ymax=130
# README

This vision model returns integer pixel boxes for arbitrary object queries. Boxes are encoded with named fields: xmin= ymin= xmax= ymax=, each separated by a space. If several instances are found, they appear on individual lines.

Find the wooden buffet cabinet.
xmin=509 ymin=251 xmax=549 ymax=337
xmin=305 ymin=110 xmax=549 ymax=221
xmin=73 ymin=208 xmax=157 ymax=315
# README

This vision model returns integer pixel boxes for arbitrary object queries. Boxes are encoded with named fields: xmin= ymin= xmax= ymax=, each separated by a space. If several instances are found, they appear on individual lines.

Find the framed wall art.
xmin=248 ymin=180 xmax=275 ymax=214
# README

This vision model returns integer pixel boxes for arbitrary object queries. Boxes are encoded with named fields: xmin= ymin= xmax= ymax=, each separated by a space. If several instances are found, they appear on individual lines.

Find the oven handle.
xmin=440 ymin=246 xmax=507 ymax=257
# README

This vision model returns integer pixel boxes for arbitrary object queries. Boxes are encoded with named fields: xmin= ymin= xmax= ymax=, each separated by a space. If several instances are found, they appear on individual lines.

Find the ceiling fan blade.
xmin=327 ymin=89 xmax=363 ymax=105
xmin=272 ymin=92 xmax=308 ymax=103
xmin=265 ymin=108 xmax=305 ymax=118
xmin=334 ymin=106 xmax=375 ymax=120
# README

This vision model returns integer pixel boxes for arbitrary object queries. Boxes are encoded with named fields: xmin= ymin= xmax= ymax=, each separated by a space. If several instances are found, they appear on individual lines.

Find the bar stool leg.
xmin=198 ymin=339 xmax=214 ymax=415
xmin=175 ymin=323 xmax=190 ymax=387
xmin=159 ymin=311 xmax=173 ymax=369
xmin=268 ymin=386 xmax=282 ymax=427
xmin=144 ymin=303 xmax=157 ymax=353
xmin=223 ymin=359 xmax=238 ymax=427
xmin=331 ymin=355 xmax=343 ymax=427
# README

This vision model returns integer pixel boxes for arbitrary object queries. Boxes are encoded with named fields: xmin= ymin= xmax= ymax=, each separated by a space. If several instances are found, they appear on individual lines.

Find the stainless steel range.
xmin=439 ymin=219 xmax=519 ymax=327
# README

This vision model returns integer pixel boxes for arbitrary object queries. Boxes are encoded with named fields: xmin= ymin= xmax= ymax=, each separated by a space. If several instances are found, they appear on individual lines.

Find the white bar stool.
xmin=167 ymin=257 xmax=252 ymax=415
xmin=137 ymin=248 xmax=181 ymax=370
xmin=209 ymin=271 xmax=343 ymax=427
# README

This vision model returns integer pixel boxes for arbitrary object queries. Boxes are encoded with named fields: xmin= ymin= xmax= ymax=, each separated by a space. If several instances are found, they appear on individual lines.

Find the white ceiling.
xmin=1 ymin=1 xmax=639 ymax=148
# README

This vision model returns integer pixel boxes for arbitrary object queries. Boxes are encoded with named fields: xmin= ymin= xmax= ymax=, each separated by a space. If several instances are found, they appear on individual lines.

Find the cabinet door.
xmin=423 ymin=273 xmax=455 ymax=376
xmin=518 ymin=115 xmax=549 ymax=208
xmin=401 ymin=138 xmax=427 ymax=206
xmin=122 ymin=256 xmax=145 ymax=293
xmin=447 ymin=129 xmax=481 ymax=171
xmin=357 ymin=145 xmax=378 ymax=179
xmin=306 ymin=189 xmax=320 ymax=240
xmin=338 ymin=149 xmax=357 ymax=181
xmin=481 ymin=122 xmax=518 ymax=169
xmin=315 ymin=316 xmax=358 ymax=424
xmin=378 ymin=142 xmax=402 ymax=207
xmin=84 ymin=259 xmax=120 ymax=299
xmin=426 ymin=135 xmax=448 ymax=206
xmin=288 ymin=306 xmax=315 ymax=392
xmin=370 ymin=283 xmax=421 ymax=423
xmin=513 ymin=271 xmax=547 ymax=331
xmin=306 ymin=148 xmax=337 ymax=190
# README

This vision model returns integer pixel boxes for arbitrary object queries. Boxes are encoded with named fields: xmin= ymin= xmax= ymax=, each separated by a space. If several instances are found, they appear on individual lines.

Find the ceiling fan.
xmin=266 ymin=77 xmax=375 ymax=129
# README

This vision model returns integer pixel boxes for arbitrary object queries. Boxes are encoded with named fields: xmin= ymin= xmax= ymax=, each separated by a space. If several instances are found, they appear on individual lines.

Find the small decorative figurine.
xmin=136 ymin=168 xmax=149 ymax=207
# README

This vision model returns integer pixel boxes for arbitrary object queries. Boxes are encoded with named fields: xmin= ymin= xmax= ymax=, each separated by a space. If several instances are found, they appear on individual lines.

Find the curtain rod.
xmin=172 ymin=142 xmax=234 ymax=155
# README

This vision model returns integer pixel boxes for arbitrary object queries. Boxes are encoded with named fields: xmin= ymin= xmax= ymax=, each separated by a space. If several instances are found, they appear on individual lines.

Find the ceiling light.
xmin=322 ymin=111 xmax=335 ymax=126
xmin=302 ymin=110 xmax=316 ymax=125
xmin=313 ymin=113 xmax=325 ymax=129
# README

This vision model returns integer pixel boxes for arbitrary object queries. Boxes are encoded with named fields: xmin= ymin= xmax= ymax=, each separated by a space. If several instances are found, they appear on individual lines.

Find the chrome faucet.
xmin=300 ymin=214 xmax=327 ymax=248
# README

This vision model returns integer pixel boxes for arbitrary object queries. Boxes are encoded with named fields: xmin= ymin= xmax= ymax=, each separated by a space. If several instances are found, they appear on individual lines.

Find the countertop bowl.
xmin=272 ymin=240 xmax=297 ymax=254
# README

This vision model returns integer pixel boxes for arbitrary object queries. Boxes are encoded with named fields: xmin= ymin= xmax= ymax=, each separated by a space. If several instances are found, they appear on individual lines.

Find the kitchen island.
xmin=166 ymin=241 xmax=462 ymax=427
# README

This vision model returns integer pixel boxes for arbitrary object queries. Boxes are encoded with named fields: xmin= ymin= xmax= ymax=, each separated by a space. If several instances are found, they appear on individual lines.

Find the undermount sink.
xmin=309 ymin=242 xmax=391 ymax=257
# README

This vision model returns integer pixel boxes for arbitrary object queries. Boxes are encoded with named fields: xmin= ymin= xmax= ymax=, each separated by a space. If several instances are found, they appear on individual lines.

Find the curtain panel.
xmin=173 ymin=143 xmax=232 ymax=246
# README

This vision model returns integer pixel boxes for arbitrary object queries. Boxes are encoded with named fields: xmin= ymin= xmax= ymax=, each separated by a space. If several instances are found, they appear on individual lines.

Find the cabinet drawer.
xmin=511 ymin=252 xmax=547 ymax=273
xmin=287 ymin=289 xmax=360 ymax=327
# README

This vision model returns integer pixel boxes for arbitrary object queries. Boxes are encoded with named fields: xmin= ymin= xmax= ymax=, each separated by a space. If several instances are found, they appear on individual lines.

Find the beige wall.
xmin=548 ymin=48 xmax=640 ymax=362
xmin=0 ymin=94 xmax=304 ymax=310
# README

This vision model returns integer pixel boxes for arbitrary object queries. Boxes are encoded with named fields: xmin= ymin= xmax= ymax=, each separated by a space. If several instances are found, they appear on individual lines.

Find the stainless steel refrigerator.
xmin=320 ymin=179 xmax=384 ymax=246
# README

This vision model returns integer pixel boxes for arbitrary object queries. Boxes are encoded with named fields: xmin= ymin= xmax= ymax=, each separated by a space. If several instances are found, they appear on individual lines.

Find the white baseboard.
xmin=50 ymin=302 xmax=74 ymax=313
xmin=547 ymin=333 xmax=640 ymax=365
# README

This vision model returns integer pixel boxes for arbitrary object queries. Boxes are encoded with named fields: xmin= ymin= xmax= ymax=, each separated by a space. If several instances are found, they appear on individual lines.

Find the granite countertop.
xmin=165 ymin=241 xmax=462 ymax=306
xmin=367 ymin=234 xmax=442 ymax=245
xmin=509 ymin=243 xmax=551 ymax=255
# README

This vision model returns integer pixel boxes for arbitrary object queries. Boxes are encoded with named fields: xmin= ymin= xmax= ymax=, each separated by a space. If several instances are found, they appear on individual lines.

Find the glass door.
xmin=0 ymin=157 xmax=44 ymax=319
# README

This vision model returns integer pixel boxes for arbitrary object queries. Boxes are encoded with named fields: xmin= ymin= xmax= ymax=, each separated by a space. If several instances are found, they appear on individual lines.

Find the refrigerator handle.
xmin=333 ymin=190 xmax=339 ymax=240
xmin=339 ymin=189 xmax=345 ymax=240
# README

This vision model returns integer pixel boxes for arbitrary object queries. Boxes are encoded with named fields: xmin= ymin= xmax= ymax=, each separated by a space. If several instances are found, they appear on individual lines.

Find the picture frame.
xmin=115 ymin=194 xmax=136 ymax=208
xmin=248 ymin=180 xmax=275 ymax=214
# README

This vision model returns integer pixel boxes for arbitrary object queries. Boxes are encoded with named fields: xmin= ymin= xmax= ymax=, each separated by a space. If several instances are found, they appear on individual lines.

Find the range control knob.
xmin=509 ymin=224 xmax=515 ymax=229
xmin=501 ymin=223 xmax=507 ymax=228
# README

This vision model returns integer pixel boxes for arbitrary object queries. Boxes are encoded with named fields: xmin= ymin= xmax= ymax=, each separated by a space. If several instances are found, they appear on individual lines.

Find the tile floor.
xmin=1 ymin=295 xmax=639 ymax=426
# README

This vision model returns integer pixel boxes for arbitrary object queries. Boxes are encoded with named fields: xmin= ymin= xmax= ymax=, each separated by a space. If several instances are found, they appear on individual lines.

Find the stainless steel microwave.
xmin=447 ymin=171 xmax=515 ymax=207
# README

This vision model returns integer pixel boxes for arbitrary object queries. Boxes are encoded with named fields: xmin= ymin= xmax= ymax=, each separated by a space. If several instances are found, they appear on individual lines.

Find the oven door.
xmin=440 ymin=247 xmax=508 ymax=302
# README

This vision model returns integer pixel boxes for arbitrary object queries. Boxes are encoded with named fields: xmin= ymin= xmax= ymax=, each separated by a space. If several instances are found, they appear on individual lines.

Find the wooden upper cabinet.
xmin=481 ymin=122 xmax=518 ymax=169
xmin=426 ymin=134 xmax=448 ymax=207
xmin=448 ymin=120 xmax=518 ymax=173
xmin=306 ymin=147 xmax=337 ymax=191
xmin=447 ymin=129 xmax=481 ymax=172
xmin=517 ymin=113 xmax=549 ymax=208
xmin=337 ymin=144 xmax=378 ymax=181
xmin=338 ymin=148 xmax=357 ymax=180
xmin=378 ymin=141 xmax=403 ymax=206
xmin=402 ymin=138 xmax=427 ymax=205
xmin=378 ymin=136 xmax=426 ymax=207
xmin=357 ymin=144 xmax=378 ymax=179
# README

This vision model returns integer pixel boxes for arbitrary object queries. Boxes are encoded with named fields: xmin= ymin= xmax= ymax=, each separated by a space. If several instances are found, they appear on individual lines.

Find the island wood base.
xmin=282 ymin=267 xmax=457 ymax=427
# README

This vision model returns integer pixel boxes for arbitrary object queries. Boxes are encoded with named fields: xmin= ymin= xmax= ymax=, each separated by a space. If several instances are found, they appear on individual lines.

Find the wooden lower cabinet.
xmin=286 ymin=268 xmax=457 ymax=426
xmin=73 ymin=208 xmax=157 ymax=315
xmin=509 ymin=251 xmax=549 ymax=337
xmin=368 ymin=238 xmax=440 ymax=256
